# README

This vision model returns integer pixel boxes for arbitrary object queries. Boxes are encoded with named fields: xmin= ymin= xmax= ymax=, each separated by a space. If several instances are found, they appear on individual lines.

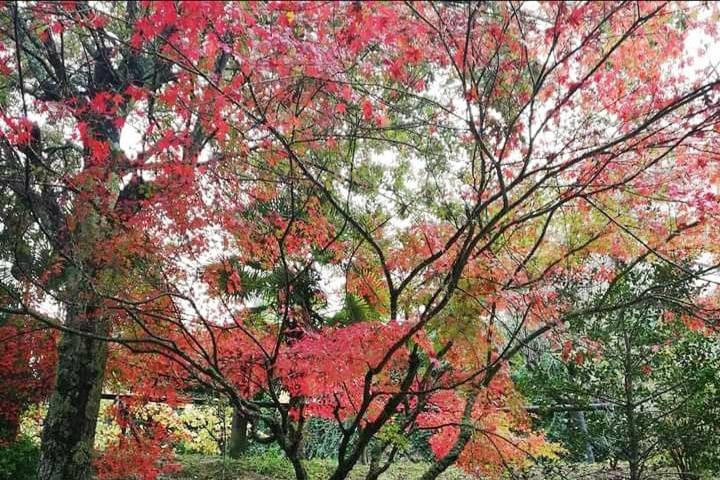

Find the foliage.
xmin=0 ymin=436 xmax=40 ymax=480
xmin=516 ymin=261 xmax=720 ymax=479
xmin=175 ymin=405 xmax=233 ymax=456
xmin=95 ymin=401 xmax=181 ymax=480
xmin=653 ymin=331 xmax=720 ymax=479
xmin=0 ymin=323 xmax=56 ymax=441
xmin=302 ymin=418 xmax=345 ymax=460
xmin=2 ymin=2 xmax=720 ymax=480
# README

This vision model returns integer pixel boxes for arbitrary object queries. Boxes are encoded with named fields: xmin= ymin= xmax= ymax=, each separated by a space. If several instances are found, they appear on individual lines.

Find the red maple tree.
xmin=2 ymin=2 xmax=720 ymax=480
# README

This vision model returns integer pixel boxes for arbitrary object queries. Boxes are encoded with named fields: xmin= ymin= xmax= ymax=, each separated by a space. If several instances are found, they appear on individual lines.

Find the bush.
xmin=238 ymin=448 xmax=295 ymax=478
xmin=302 ymin=418 xmax=343 ymax=459
xmin=0 ymin=436 xmax=40 ymax=480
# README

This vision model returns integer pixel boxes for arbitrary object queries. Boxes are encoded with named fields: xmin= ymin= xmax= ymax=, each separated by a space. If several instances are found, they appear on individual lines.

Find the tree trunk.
xmin=628 ymin=459 xmax=641 ymax=480
xmin=290 ymin=456 xmax=308 ymax=480
xmin=572 ymin=410 xmax=595 ymax=463
xmin=623 ymin=321 xmax=641 ymax=480
xmin=228 ymin=406 xmax=248 ymax=458
xmin=419 ymin=392 xmax=479 ymax=480
xmin=626 ymin=400 xmax=641 ymax=480
xmin=365 ymin=444 xmax=398 ymax=480
xmin=267 ymin=412 xmax=308 ymax=480
xmin=37 ymin=313 xmax=108 ymax=480
xmin=285 ymin=431 xmax=308 ymax=480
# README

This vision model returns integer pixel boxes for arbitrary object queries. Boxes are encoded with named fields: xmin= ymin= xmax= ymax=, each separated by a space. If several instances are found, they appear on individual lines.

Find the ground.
xmin=171 ymin=454 xmax=470 ymax=480
xmin=170 ymin=455 xmax=682 ymax=480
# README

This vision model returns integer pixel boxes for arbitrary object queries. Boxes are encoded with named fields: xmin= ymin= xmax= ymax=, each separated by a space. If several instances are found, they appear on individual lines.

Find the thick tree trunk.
xmin=283 ymin=431 xmax=308 ymax=480
xmin=228 ymin=406 xmax=248 ymax=458
xmin=290 ymin=456 xmax=308 ymax=480
xmin=266 ymin=410 xmax=308 ymax=480
xmin=37 ymin=314 xmax=108 ymax=480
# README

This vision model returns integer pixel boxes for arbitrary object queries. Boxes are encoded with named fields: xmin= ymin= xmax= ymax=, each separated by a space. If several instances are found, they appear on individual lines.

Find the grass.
xmin=171 ymin=455 xmax=693 ymax=480
xmin=172 ymin=453 xmax=470 ymax=480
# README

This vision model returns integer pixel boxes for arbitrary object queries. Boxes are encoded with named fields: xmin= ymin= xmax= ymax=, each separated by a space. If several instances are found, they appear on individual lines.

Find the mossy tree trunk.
xmin=37 ymin=307 xmax=109 ymax=480
xmin=36 ymin=194 xmax=115 ymax=480
xmin=6 ymin=3 xmax=222 ymax=479
xmin=228 ymin=406 xmax=249 ymax=458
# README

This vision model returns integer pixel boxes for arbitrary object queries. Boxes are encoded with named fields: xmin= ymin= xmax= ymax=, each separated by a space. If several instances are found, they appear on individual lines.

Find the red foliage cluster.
xmin=277 ymin=321 xmax=419 ymax=420
xmin=0 ymin=323 xmax=57 ymax=442
xmin=95 ymin=402 xmax=180 ymax=480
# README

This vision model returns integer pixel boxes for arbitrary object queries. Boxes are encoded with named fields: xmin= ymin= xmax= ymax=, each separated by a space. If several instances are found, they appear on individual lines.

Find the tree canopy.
xmin=1 ymin=2 xmax=720 ymax=480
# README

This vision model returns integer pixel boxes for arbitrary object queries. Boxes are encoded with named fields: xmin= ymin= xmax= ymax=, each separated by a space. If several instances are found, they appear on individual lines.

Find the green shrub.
xmin=238 ymin=448 xmax=294 ymax=478
xmin=0 ymin=436 xmax=40 ymax=480
xmin=302 ymin=418 xmax=343 ymax=459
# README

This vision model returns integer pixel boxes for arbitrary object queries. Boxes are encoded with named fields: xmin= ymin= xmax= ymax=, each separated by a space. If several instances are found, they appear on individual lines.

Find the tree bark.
xmin=290 ymin=456 xmax=308 ymax=480
xmin=419 ymin=392 xmax=479 ymax=480
xmin=623 ymin=319 xmax=641 ymax=480
xmin=37 ymin=313 xmax=108 ymax=480
xmin=284 ymin=429 xmax=308 ymax=480
xmin=572 ymin=410 xmax=595 ymax=463
xmin=365 ymin=444 xmax=398 ymax=480
xmin=228 ymin=406 xmax=249 ymax=458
